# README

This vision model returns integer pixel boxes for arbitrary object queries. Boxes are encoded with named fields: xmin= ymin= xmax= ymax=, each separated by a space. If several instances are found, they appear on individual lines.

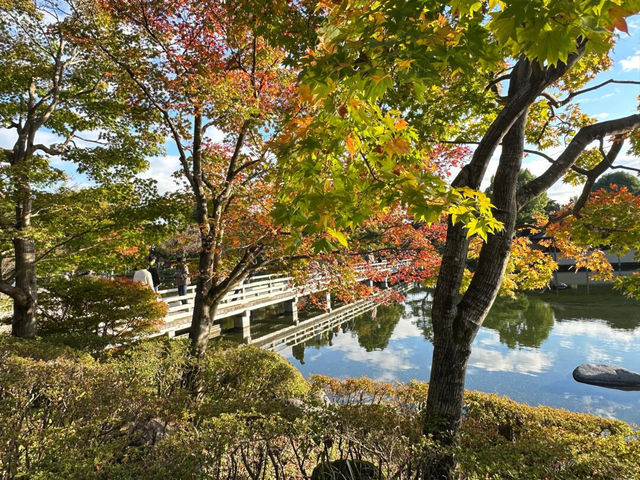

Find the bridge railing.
xmin=158 ymin=260 xmax=412 ymax=323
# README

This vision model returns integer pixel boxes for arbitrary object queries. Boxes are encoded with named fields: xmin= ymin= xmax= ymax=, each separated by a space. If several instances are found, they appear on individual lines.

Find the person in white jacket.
xmin=132 ymin=267 xmax=154 ymax=290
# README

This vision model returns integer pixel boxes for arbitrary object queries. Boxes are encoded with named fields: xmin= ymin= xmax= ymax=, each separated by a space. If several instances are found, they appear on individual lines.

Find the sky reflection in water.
xmin=274 ymin=286 xmax=640 ymax=424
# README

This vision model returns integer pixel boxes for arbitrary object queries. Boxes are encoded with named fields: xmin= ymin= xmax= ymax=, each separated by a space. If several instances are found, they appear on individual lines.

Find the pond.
xmin=260 ymin=285 xmax=640 ymax=425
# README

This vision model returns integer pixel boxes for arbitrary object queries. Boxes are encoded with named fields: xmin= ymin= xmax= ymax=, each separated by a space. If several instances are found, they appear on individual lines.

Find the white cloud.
xmin=0 ymin=127 xmax=64 ymax=150
xmin=559 ymin=340 xmax=573 ymax=349
xmin=554 ymin=319 xmax=640 ymax=350
xmin=140 ymin=155 xmax=182 ymax=194
xmin=204 ymin=126 xmax=226 ymax=144
xmin=0 ymin=128 xmax=16 ymax=149
xmin=620 ymin=54 xmax=640 ymax=71
xmin=328 ymin=331 xmax=417 ymax=376
xmin=469 ymin=347 xmax=554 ymax=375
xmin=389 ymin=316 xmax=423 ymax=340
xmin=595 ymin=113 xmax=611 ymax=120
xmin=585 ymin=345 xmax=622 ymax=364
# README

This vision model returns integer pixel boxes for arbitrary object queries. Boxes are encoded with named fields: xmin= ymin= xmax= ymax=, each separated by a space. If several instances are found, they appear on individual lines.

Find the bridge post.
xmin=284 ymin=296 xmax=299 ymax=325
xmin=325 ymin=291 xmax=332 ymax=312
xmin=234 ymin=310 xmax=252 ymax=343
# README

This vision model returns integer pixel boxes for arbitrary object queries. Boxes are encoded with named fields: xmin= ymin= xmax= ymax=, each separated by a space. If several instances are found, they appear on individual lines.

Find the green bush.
xmin=38 ymin=276 xmax=167 ymax=354
xmin=1 ymin=339 xmax=639 ymax=479
xmin=198 ymin=343 xmax=310 ymax=416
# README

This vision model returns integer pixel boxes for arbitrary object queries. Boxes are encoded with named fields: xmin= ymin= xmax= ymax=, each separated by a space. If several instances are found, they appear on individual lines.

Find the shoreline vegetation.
xmin=1 ymin=337 xmax=639 ymax=480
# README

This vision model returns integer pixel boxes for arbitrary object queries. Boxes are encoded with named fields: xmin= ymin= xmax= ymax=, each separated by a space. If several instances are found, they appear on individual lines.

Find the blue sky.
xmin=0 ymin=16 xmax=638 ymax=203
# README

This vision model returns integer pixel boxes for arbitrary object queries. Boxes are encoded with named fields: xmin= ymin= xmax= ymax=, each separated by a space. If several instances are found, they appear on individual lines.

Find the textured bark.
xmin=11 ymin=237 xmax=37 ymax=338
xmin=190 ymin=248 xmax=215 ymax=358
xmin=188 ymin=113 xmax=216 ymax=359
xmin=423 ymin=58 xmax=534 ymax=478
xmin=10 ymin=152 xmax=38 ymax=337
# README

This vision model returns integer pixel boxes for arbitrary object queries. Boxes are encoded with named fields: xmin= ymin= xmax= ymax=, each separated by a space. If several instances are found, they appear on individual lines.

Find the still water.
xmin=261 ymin=286 xmax=640 ymax=425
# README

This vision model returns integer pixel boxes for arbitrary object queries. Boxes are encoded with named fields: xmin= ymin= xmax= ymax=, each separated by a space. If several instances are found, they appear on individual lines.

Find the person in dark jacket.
xmin=174 ymin=257 xmax=190 ymax=304
xmin=148 ymin=255 xmax=161 ymax=293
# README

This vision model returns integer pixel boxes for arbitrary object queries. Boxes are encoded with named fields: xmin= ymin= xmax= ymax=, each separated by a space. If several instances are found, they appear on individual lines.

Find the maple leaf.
xmin=383 ymin=137 xmax=410 ymax=156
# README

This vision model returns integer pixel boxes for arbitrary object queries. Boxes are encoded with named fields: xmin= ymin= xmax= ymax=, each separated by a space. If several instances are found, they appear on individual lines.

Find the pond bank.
xmin=248 ymin=285 xmax=640 ymax=424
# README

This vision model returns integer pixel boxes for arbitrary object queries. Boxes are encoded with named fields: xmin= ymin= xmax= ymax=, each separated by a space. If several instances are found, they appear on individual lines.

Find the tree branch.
xmin=517 ymin=114 xmax=640 ymax=208
xmin=542 ymin=79 xmax=640 ymax=107
xmin=0 ymin=279 xmax=25 ymax=302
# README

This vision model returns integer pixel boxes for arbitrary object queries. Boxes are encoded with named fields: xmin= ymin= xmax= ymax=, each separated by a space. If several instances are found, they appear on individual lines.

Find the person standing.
xmin=148 ymin=255 xmax=161 ymax=293
xmin=174 ymin=257 xmax=190 ymax=305
xmin=132 ymin=265 xmax=154 ymax=290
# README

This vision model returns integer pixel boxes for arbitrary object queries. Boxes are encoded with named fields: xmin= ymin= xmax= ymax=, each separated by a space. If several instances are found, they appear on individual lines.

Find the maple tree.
xmin=276 ymin=0 xmax=640 ymax=476
xmin=83 ymin=0 xmax=329 ymax=361
xmin=0 ymin=0 xmax=168 ymax=337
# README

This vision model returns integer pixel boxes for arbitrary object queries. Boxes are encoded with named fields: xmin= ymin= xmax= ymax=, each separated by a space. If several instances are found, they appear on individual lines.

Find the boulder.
xmin=573 ymin=364 xmax=640 ymax=391
xmin=124 ymin=417 xmax=175 ymax=446
xmin=311 ymin=459 xmax=382 ymax=480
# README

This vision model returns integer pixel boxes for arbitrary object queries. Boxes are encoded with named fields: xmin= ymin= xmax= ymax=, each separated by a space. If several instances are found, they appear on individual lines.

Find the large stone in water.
xmin=573 ymin=364 xmax=640 ymax=391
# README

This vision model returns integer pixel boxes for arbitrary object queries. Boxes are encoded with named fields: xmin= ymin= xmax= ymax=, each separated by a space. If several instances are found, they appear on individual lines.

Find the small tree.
xmin=0 ymin=0 xmax=164 ymax=337
xmin=38 ymin=276 xmax=167 ymax=354
xmin=593 ymin=171 xmax=640 ymax=194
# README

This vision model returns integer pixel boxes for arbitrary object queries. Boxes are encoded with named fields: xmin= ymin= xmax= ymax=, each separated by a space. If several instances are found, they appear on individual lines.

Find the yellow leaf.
xmin=371 ymin=74 xmax=390 ymax=84
xmin=383 ymin=137 xmax=410 ymax=156
xmin=395 ymin=59 xmax=414 ymax=70
xmin=327 ymin=227 xmax=348 ymax=247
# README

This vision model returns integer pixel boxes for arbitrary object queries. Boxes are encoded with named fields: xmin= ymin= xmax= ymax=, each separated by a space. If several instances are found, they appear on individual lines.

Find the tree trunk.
xmin=189 ymin=240 xmax=216 ymax=359
xmin=11 ymin=176 xmax=37 ymax=338
xmin=423 ymin=71 xmax=530 ymax=477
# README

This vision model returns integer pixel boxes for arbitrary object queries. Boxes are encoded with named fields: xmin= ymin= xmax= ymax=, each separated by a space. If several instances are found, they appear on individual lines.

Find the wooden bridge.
xmin=155 ymin=260 xmax=410 ymax=340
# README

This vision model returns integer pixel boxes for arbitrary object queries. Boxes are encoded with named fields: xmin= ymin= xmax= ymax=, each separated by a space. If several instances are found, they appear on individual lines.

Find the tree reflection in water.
xmin=483 ymin=296 xmax=555 ymax=349
xmin=288 ymin=302 xmax=406 ymax=361
xmin=409 ymin=290 xmax=555 ymax=350
xmin=347 ymin=303 xmax=404 ymax=351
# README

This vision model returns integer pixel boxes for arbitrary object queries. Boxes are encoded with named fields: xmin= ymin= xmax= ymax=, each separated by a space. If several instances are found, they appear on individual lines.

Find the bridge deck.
xmin=156 ymin=260 xmax=410 ymax=338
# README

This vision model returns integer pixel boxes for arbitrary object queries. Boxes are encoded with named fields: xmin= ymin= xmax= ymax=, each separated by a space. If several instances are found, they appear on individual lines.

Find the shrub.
xmin=1 ymin=339 xmax=639 ymax=479
xmin=38 ymin=276 xmax=167 ymax=354
xmin=198 ymin=343 xmax=310 ymax=416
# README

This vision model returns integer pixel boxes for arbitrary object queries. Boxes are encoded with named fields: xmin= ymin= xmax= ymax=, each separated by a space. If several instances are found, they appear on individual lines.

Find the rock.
xmin=125 ymin=417 xmax=175 ymax=446
xmin=311 ymin=459 xmax=381 ymax=480
xmin=573 ymin=364 xmax=640 ymax=391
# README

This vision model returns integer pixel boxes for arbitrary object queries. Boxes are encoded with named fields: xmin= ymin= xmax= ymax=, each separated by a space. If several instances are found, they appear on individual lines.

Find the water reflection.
xmin=283 ymin=303 xmax=407 ymax=362
xmin=262 ymin=285 xmax=640 ymax=423
xmin=483 ymin=296 xmax=555 ymax=349
xmin=347 ymin=304 xmax=404 ymax=351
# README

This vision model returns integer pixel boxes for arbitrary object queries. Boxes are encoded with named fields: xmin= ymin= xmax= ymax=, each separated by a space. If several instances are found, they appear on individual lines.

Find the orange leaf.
xmin=608 ymin=6 xmax=631 ymax=34
xmin=345 ymin=134 xmax=357 ymax=156
xmin=394 ymin=118 xmax=408 ymax=130
xmin=615 ymin=17 xmax=629 ymax=34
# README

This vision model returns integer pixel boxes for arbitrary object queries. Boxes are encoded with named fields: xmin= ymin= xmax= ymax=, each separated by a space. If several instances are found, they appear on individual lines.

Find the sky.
xmin=1 ymin=15 xmax=639 ymax=204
